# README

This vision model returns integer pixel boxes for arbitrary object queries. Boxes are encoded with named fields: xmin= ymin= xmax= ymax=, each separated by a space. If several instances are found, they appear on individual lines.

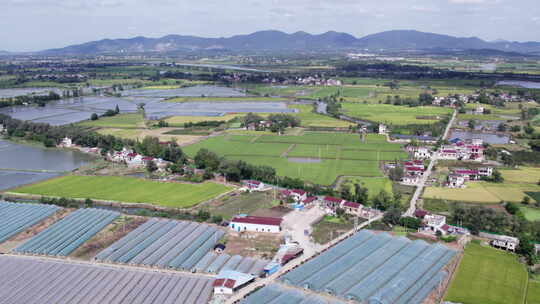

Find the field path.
xmin=281 ymin=144 xmax=296 ymax=157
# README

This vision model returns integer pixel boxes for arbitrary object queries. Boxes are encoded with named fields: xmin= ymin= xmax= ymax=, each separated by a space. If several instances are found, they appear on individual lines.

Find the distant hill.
xmin=39 ymin=30 xmax=540 ymax=55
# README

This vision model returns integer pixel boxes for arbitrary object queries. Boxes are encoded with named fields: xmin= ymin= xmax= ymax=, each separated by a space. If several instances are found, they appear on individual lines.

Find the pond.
xmin=496 ymin=80 xmax=540 ymax=89
xmin=449 ymin=130 xmax=510 ymax=144
xmin=0 ymin=140 xmax=95 ymax=190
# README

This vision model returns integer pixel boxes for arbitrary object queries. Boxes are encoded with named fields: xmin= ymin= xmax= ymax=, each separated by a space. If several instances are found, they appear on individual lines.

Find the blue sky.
xmin=1 ymin=0 xmax=538 ymax=51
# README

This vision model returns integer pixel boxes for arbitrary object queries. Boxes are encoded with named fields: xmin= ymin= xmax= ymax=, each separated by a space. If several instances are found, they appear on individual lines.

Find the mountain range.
xmin=39 ymin=30 xmax=540 ymax=55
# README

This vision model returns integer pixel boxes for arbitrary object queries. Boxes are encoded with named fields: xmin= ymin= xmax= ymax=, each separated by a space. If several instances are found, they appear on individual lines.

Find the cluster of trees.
xmin=0 ymin=114 xmax=185 ymax=164
xmin=450 ymin=203 xmax=540 ymax=264
xmin=0 ymin=91 xmax=61 ymax=108
xmin=183 ymin=120 xmax=224 ymax=128
xmin=91 ymin=105 xmax=120 ymax=121
xmin=381 ymin=94 xmax=434 ymax=107
xmin=241 ymin=113 xmax=300 ymax=132
xmin=192 ymin=148 xmax=335 ymax=195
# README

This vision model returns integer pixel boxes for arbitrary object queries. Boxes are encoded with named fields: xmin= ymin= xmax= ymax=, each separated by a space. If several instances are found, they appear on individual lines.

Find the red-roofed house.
xmin=242 ymin=180 xmax=265 ymax=192
xmin=323 ymin=196 xmax=344 ymax=209
xmin=280 ymin=189 xmax=307 ymax=203
xmin=229 ymin=216 xmax=282 ymax=233
xmin=342 ymin=201 xmax=361 ymax=214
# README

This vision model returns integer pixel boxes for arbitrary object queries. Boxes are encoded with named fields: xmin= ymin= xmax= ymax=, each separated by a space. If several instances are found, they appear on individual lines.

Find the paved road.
xmin=225 ymin=214 xmax=382 ymax=304
xmin=404 ymin=110 xmax=457 ymax=217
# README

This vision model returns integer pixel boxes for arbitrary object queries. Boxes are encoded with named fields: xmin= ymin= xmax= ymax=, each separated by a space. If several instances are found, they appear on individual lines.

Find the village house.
xmin=241 ymin=180 xmax=266 ymax=192
xmin=447 ymin=174 xmax=466 ymax=188
xmin=58 ymin=137 xmax=73 ymax=148
xmin=342 ymin=201 xmax=361 ymax=215
xmin=479 ymin=232 xmax=520 ymax=252
xmin=402 ymin=174 xmax=421 ymax=186
xmin=438 ymin=138 xmax=485 ymax=162
xmin=229 ymin=215 xmax=282 ymax=233
xmin=378 ymin=124 xmax=387 ymax=135
xmin=322 ymin=196 xmax=345 ymax=211
xmin=358 ymin=206 xmax=382 ymax=219
xmin=422 ymin=214 xmax=450 ymax=235
xmin=415 ymin=147 xmax=430 ymax=159
xmin=280 ymin=189 xmax=307 ymax=203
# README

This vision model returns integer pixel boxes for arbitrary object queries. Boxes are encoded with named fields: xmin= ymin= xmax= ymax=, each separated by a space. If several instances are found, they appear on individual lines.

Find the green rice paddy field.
xmin=183 ymin=132 xmax=407 ymax=184
xmin=78 ymin=113 xmax=145 ymax=129
xmin=11 ymin=175 xmax=232 ymax=208
xmin=445 ymin=242 xmax=528 ymax=304
xmin=341 ymin=103 xmax=452 ymax=125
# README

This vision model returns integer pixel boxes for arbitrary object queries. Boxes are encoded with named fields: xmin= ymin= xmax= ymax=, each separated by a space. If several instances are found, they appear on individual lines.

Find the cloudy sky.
xmin=2 ymin=0 xmax=539 ymax=51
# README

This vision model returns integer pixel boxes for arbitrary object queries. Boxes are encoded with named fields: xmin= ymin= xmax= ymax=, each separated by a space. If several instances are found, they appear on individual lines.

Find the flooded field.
xmin=0 ymin=140 xmax=95 ymax=190
xmin=449 ymin=130 xmax=510 ymax=144
xmin=0 ymin=94 xmax=294 ymax=124
xmin=0 ymin=88 xmax=60 ymax=98
xmin=122 ymin=85 xmax=246 ymax=98
xmin=496 ymin=80 xmax=540 ymax=89
xmin=0 ymin=171 xmax=60 ymax=191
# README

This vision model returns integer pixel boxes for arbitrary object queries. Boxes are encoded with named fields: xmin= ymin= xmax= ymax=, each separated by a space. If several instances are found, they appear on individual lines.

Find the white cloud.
xmin=449 ymin=0 xmax=485 ymax=3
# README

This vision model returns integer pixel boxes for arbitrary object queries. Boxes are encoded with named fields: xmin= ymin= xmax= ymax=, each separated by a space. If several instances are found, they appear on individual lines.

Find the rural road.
xmin=404 ymin=110 xmax=457 ymax=217
xmin=225 ymin=213 xmax=382 ymax=304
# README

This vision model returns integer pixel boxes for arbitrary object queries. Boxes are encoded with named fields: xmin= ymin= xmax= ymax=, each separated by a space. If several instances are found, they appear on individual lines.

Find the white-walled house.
xmin=229 ymin=216 xmax=282 ymax=233
xmin=378 ymin=124 xmax=387 ymax=135
xmin=280 ymin=189 xmax=307 ymax=203
xmin=241 ymin=180 xmax=266 ymax=192
xmin=58 ymin=137 xmax=73 ymax=148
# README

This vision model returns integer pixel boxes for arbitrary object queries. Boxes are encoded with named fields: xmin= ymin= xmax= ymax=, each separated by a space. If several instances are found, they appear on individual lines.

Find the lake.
xmin=0 ymin=140 xmax=95 ymax=190
xmin=496 ymin=80 xmax=540 ymax=89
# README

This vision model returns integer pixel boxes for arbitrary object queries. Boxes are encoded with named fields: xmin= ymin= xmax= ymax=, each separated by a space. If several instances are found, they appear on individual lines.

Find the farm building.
xmin=213 ymin=270 xmax=254 ymax=295
xmin=229 ymin=215 xmax=282 ymax=233
xmin=13 ymin=208 xmax=119 ymax=256
xmin=280 ymin=230 xmax=457 ymax=303
xmin=243 ymin=283 xmax=349 ymax=304
xmin=0 ymin=255 xmax=214 ymax=304
xmin=479 ymin=231 xmax=519 ymax=252
xmin=447 ymin=174 xmax=466 ymax=188
xmin=94 ymin=219 xmax=225 ymax=270
xmin=0 ymin=201 xmax=60 ymax=244
xmin=192 ymin=252 xmax=269 ymax=276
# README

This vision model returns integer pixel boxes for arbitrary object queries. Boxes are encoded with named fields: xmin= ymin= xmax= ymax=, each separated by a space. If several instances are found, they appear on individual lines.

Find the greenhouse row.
xmin=242 ymin=283 xmax=348 ymax=304
xmin=95 ymin=218 xmax=225 ymax=270
xmin=0 ymin=255 xmax=215 ymax=304
xmin=0 ymin=201 xmax=59 ymax=243
xmin=193 ymin=251 xmax=269 ymax=275
xmin=280 ymin=230 xmax=456 ymax=304
xmin=13 ymin=208 xmax=119 ymax=256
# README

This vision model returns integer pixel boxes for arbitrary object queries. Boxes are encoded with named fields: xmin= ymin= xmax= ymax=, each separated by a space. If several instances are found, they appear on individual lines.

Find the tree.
xmin=383 ymin=208 xmax=401 ymax=225
xmin=504 ymin=202 xmax=520 ymax=215
xmin=522 ymin=196 xmax=531 ymax=205
xmin=146 ymin=160 xmax=158 ymax=173
xmin=194 ymin=149 xmax=221 ymax=171
xmin=468 ymin=120 xmax=476 ymax=130
xmin=114 ymin=104 xmax=120 ymax=114
xmin=529 ymin=140 xmax=540 ymax=152
xmin=388 ymin=165 xmax=404 ymax=182
xmin=90 ymin=113 xmax=99 ymax=121
xmin=400 ymin=216 xmax=422 ymax=230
